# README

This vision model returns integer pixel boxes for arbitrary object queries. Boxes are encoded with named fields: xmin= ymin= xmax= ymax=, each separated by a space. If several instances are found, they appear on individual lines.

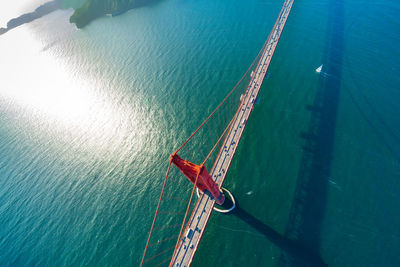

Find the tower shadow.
xmin=279 ymin=0 xmax=345 ymax=266
xmin=231 ymin=203 xmax=327 ymax=266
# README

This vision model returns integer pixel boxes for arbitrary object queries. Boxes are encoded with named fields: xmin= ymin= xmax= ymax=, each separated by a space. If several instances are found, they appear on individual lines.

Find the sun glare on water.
xmin=0 ymin=27 xmax=149 ymax=156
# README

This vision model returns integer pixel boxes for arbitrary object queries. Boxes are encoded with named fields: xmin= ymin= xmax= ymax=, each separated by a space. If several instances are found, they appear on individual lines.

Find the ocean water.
xmin=0 ymin=0 xmax=399 ymax=266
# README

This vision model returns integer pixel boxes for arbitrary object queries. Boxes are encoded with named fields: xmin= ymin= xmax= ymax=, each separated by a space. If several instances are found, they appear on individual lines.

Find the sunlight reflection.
xmin=0 ymin=27 xmax=149 ymax=156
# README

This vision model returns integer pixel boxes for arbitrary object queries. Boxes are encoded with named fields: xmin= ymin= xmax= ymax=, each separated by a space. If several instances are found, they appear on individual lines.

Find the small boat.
xmin=315 ymin=64 xmax=323 ymax=73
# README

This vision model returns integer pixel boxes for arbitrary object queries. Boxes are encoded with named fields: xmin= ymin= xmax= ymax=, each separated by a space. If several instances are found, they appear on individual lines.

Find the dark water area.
xmin=280 ymin=0 xmax=344 ymax=265
xmin=231 ymin=203 xmax=326 ymax=266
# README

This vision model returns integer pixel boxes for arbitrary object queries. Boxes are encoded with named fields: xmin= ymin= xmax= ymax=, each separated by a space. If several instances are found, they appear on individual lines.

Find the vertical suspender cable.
xmin=141 ymin=161 xmax=173 ymax=266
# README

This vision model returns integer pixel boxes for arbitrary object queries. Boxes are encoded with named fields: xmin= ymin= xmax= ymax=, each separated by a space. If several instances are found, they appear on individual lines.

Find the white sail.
xmin=316 ymin=64 xmax=323 ymax=73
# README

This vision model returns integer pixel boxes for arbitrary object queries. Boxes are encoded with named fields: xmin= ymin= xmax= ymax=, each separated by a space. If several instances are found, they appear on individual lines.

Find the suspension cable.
xmin=141 ymin=161 xmax=173 ymax=266
xmin=141 ymin=12 xmax=287 ymax=264
xmin=169 ymin=170 xmax=201 ymax=266
xmin=174 ymin=31 xmax=270 ymax=154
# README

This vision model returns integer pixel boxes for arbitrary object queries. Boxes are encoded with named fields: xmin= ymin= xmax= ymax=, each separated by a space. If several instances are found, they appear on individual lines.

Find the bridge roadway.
xmin=170 ymin=0 xmax=294 ymax=266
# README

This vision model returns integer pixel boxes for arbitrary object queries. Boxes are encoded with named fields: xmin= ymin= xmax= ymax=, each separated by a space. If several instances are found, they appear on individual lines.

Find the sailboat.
xmin=315 ymin=64 xmax=323 ymax=73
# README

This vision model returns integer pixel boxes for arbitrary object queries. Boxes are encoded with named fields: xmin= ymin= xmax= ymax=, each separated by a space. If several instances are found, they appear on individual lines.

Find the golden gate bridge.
xmin=141 ymin=0 xmax=294 ymax=266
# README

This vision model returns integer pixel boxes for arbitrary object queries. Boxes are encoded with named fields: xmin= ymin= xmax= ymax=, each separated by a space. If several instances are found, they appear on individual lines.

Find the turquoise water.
xmin=1 ymin=0 xmax=399 ymax=266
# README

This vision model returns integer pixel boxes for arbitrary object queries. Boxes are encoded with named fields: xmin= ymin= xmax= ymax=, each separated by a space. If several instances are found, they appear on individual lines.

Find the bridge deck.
xmin=170 ymin=0 xmax=294 ymax=265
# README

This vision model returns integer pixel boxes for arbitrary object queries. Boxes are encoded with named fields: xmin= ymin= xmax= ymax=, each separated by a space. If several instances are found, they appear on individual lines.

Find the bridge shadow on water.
xmin=220 ymin=1 xmax=344 ymax=265
xmin=231 ymin=203 xmax=327 ymax=266
xmin=277 ymin=0 xmax=345 ymax=266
